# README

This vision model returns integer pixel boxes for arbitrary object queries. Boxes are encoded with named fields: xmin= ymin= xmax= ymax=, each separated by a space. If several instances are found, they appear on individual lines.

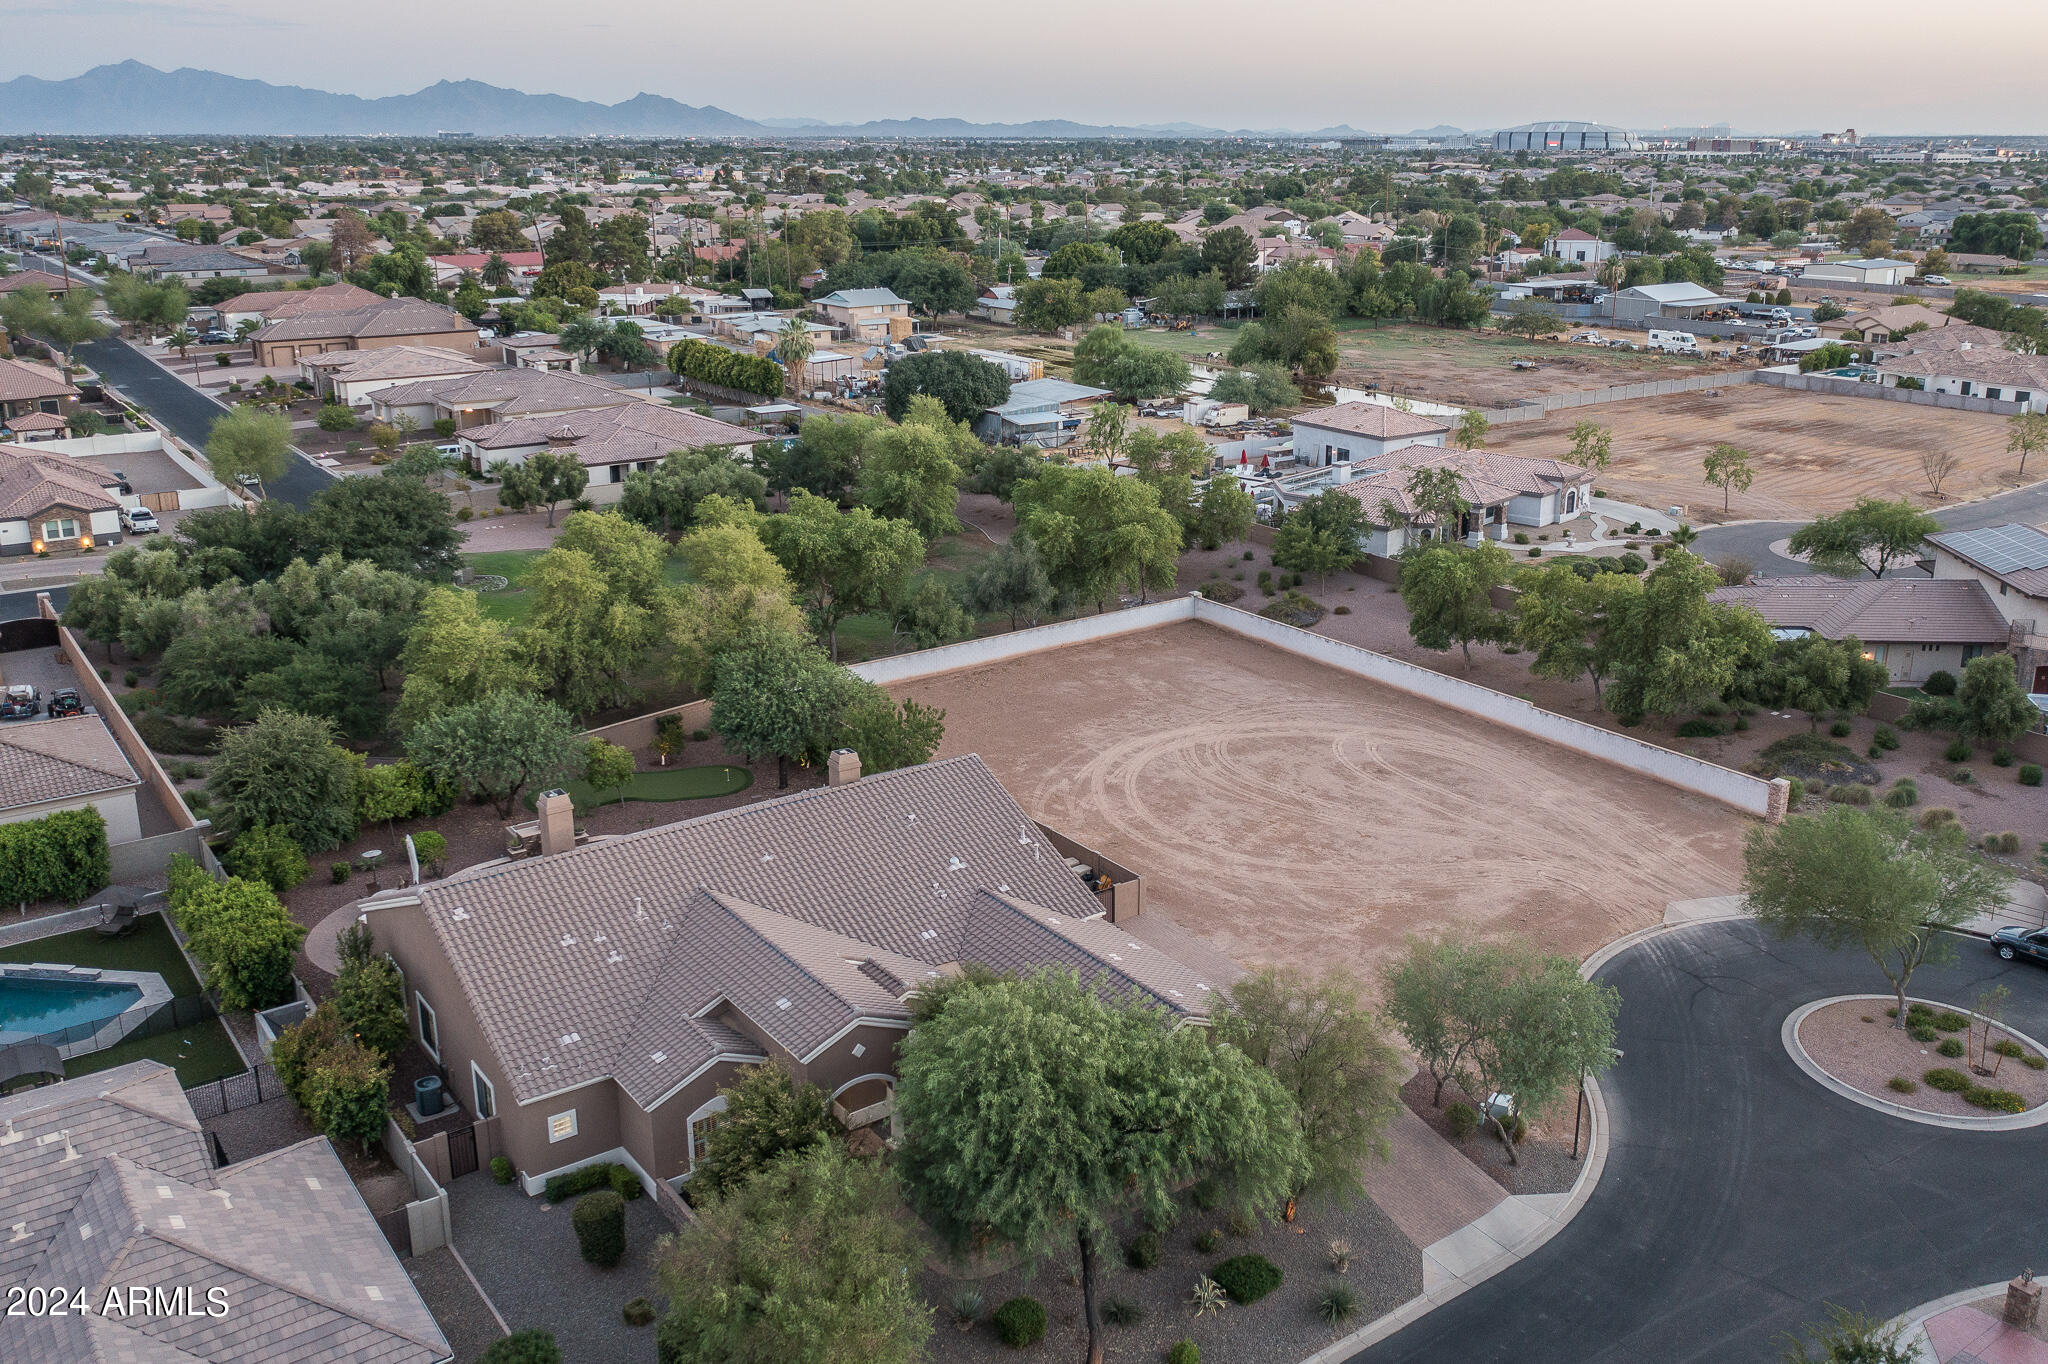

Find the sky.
xmin=4 ymin=0 xmax=2044 ymax=133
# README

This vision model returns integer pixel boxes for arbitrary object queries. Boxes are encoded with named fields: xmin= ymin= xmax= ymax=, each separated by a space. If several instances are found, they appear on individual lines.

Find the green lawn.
xmin=521 ymin=763 xmax=753 ymax=813
xmin=1 ymin=913 xmax=245 ymax=1087
xmin=466 ymin=547 xmax=694 ymax=625
xmin=0 ymin=913 xmax=203 ymax=995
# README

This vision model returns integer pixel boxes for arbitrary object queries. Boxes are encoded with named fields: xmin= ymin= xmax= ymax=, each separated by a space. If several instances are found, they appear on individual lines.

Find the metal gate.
xmin=0 ymin=618 xmax=57 ymax=652
xmin=447 ymin=1123 xmax=478 ymax=1181
xmin=376 ymin=1207 xmax=411 ymax=1258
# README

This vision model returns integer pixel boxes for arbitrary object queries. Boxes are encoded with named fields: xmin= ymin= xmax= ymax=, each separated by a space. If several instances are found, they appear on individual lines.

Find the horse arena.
xmin=894 ymin=622 xmax=1750 ymax=980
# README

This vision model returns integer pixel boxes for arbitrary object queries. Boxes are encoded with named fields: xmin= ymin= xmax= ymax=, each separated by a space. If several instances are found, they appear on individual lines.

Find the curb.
xmin=1885 ymin=1279 xmax=2015 ymax=1364
xmin=1299 ymin=1074 xmax=1611 ymax=1363
xmin=1781 ymin=995 xmax=2048 ymax=1132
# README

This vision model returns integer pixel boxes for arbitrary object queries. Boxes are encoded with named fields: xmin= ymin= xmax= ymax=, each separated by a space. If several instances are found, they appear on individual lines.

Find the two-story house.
xmin=810 ymin=287 xmax=914 ymax=345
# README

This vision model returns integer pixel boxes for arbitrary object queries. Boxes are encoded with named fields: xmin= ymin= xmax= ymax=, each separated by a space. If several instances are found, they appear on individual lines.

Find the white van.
xmin=1646 ymin=329 xmax=1701 ymax=355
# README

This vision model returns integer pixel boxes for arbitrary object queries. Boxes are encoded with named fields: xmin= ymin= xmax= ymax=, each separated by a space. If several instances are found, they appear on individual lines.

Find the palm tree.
xmin=167 ymin=327 xmax=196 ymax=361
xmin=776 ymin=315 xmax=815 ymax=397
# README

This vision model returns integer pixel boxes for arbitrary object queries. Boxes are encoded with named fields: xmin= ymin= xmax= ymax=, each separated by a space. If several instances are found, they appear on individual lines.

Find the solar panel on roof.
xmin=1944 ymin=524 xmax=2048 ymax=574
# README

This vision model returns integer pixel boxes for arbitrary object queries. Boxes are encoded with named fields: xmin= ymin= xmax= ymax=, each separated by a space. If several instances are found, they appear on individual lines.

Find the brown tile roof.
xmin=1 ymin=1062 xmax=450 ymax=1364
xmin=1709 ymin=575 xmax=2010 ymax=644
xmin=0 ymin=357 xmax=78 ymax=406
xmin=0 ymin=269 xmax=77 ymax=296
xmin=212 ymin=281 xmax=386 ymax=319
xmin=2 ymin=410 xmax=69 ymax=433
xmin=0 ymin=713 xmax=139 ymax=810
xmin=1878 ymin=345 xmax=2048 ymax=388
xmin=1329 ymin=446 xmax=1587 ymax=520
xmin=405 ymin=756 xmax=1215 ymax=1108
xmin=303 ymin=345 xmax=490 ymax=383
xmin=467 ymin=401 xmax=755 ymax=465
xmin=0 ymin=443 xmax=120 ymax=521
xmin=1290 ymin=401 xmax=1450 ymax=441
xmin=374 ymin=368 xmax=636 ymax=419
xmin=252 ymin=297 xmax=471 ymax=345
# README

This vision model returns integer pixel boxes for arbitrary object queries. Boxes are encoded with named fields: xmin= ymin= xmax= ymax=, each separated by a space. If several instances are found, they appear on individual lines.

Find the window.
xmin=41 ymin=518 xmax=79 ymax=541
xmin=415 ymin=993 xmax=440 ymax=1061
xmin=548 ymin=1109 xmax=578 ymax=1143
xmin=687 ymin=1095 xmax=729 ymax=1169
xmin=1988 ymin=388 xmax=2004 ymax=402
xmin=2018 ymin=392 xmax=2033 ymax=405
xmin=471 ymin=1063 xmax=496 ymax=1121
xmin=1921 ymin=643 xmax=1941 ymax=652
xmin=608 ymin=464 xmax=624 ymax=483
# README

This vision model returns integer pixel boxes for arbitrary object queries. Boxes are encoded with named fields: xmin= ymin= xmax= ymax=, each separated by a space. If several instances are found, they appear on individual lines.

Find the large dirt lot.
xmin=894 ymin=622 xmax=1749 ymax=983
xmin=1486 ymin=384 xmax=2027 ymax=520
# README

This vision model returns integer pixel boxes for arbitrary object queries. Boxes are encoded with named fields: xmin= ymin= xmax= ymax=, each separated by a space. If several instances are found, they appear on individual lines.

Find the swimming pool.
xmin=0 ymin=976 xmax=143 ymax=1044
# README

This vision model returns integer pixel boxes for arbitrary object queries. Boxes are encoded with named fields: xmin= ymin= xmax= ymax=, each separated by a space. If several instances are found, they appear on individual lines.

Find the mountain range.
xmin=0 ymin=63 xmax=1411 ymax=140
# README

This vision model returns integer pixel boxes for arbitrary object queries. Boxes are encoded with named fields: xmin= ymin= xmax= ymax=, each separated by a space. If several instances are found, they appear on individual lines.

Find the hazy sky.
xmin=6 ymin=0 xmax=2044 ymax=132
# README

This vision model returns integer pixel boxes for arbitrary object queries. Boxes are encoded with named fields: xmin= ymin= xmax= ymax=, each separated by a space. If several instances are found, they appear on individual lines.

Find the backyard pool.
xmin=0 ymin=974 xmax=143 ymax=1043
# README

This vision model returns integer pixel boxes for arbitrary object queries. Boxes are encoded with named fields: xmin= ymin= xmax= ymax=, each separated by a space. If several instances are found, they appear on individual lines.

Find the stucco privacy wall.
xmin=850 ymin=595 xmax=1786 ymax=822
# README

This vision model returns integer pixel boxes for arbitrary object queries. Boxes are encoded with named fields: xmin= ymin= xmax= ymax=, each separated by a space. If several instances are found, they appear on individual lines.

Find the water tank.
xmin=414 ymin=1075 xmax=444 ymax=1116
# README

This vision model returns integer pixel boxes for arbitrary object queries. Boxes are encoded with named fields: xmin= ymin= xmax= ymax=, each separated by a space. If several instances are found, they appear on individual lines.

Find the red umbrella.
xmin=1258 ymin=453 xmax=1271 ymax=473
xmin=1239 ymin=451 xmax=1248 ymax=466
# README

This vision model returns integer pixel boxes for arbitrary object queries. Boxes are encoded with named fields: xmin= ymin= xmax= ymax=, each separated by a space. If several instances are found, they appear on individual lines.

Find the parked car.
xmin=46 ymin=688 xmax=84 ymax=718
xmin=108 ymin=470 xmax=132 ymax=495
xmin=0 ymin=685 xmax=40 ymax=720
xmin=1992 ymin=925 xmax=2048 ymax=966
xmin=1920 ymin=274 xmax=1952 ymax=287
xmin=434 ymin=443 xmax=462 ymax=457
xmin=198 ymin=329 xmax=233 ymax=344
xmin=120 ymin=506 xmax=158 ymax=534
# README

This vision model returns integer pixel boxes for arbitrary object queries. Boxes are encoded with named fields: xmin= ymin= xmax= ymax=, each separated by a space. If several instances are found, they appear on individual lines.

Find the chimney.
xmin=537 ymin=789 xmax=576 ymax=856
xmin=827 ymin=749 xmax=861 ymax=787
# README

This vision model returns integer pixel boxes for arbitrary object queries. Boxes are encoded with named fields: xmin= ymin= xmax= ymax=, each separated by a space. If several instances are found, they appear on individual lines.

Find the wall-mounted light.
xmin=31 ymin=539 xmax=45 ymax=553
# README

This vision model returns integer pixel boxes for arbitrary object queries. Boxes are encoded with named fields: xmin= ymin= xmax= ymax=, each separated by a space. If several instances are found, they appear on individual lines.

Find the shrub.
xmin=331 ymin=860 xmax=351 ymax=884
xmin=1887 ymin=1076 xmax=1917 ymax=1093
xmin=1513 ymin=531 xmax=1530 ymax=544
xmin=490 ymin=1155 xmax=514 ymax=1184
xmin=1883 ymin=780 xmax=1919 ymax=808
xmin=1212 ymin=1253 xmax=1283 ymax=1305
xmin=1676 ymin=719 xmax=1724 ymax=738
xmin=1918 ymin=807 xmax=1959 ymax=832
xmin=1965 ymin=1087 xmax=2028 ymax=1113
xmin=1190 ymin=1177 xmax=1222 ymax=1211
xmin=2021 ymin=765 xmax=2044 ymax=787
xmin=1527 ymin=547 xmax=1542 ymax=557
xmin=1329 ymin=1238 xmax=1353 ymax=1273
xmin=1334 ymin=605 xmax=1350 ymax=614
xmin=122 ymin=670 xmax=139 ymax=687
xmin=0 ymin=806 xmax=111 ymax=906
xmin=1992 ymin=1039 xmax=2029 ymax=1059
xmin=133 ymin=709 xmax=218 ymax=754
xmin=993 ymin=1295 xmax=1047 ymax=1348
xmin=1872 ymin=724 xmax=1900 ymax=751
xmin=1937 ymin=1038 xmax=1965 ymax=1058
xmin=1986 ymin=831 xmax=2022 ymax=855
xmin=1226 ymin=1208 xmax=1256 ymax=1238
xmin=1101 ymin=1296 xmax=1144 ymax=1327
xmin=1993 ymin=747 xmax=2015 ymax=767
xmin=479 ymin=1329 xmax=561 ymax=1364
xmin=950 ymin=1288 xmax=984 ymax=1327
xmin=1126 ymin=1231 xmax=1161 ymax=1270
xmin=1825 ymin=784 xmax=1872 ymax=806
xmin=1922 ymin=1067 xmax=1971 ymax=1092
xmin=1316 ymin=1281 xmax=1359 ymax=1326
xmin=571 ymin=1190 xmax=626 ymax=1267
xmin=544 ymin=1161 xmax=635 ymax=1204
xmin=622 ymin=1296 xmax=655 ymax=1327
xmin=1944 ymin=738 xmax=1973 ymax=763
xmin=1934 ymin=1010 xmax=1970 ymax=1032
xmin=608 ymin=1164 xmax=643 ymax=1201
xmin=222 ymin=824 xmax=309 ymax=893
xmin=1198 ymin=580 xmax=1244 ymax=603
xmin=1169 ymin=1341 xmax=1202 ymax=1364
xmin=175 ymin=875 xmax=306 ymax=1011
xmin=457 ymin=505 xmax=473 ymax=521
xmin=1923 ymin=670 xmax=1957 ymax=696
xmin=1188 ymin=1277 xmax=1228 ymax=1317
xmin=411 ymin=829 xmax=448 ymax=875
xmin=1194 ymin=1228 xmax=1223 ymax=1253
xmin=1446 ymin=1101 xmax=1479 ymax=1139
xmin=1784 ymin=776 xmax=1804 ymax=807
xmin=315 ymin=405 xmax=358 ymax=432
xmin=1829 ymin=719 xmax=1852 ymax=738
xmin=1908 ymin=1022 xmax=1938 ymax=1043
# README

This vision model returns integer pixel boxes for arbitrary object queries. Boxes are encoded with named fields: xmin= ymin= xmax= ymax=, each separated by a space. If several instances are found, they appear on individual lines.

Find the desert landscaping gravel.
xmin=1797 ymin=998 xmax=2048 ymax=1118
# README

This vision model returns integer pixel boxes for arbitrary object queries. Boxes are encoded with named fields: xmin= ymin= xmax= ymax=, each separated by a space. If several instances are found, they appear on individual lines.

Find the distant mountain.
xmin=0 ymin=63 xmax=1374 ymax=140
xmin=0 ymin=62 xmax=761 ymax=136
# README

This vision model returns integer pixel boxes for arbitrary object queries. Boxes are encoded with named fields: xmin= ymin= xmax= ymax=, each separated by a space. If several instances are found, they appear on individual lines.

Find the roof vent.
xmin=947 ymin=856 xmax=965 ymax=871
xmin=366 ymin=1286 xmax=386 ymax=1302
xmin=560 ymin=934 xmax=578 ymax=947
xmin=650 ymin=1051 xmax=667 ymax=1064
xmin=304 ymin=1177 xmax=321 ymax=1191
xmin=561 ymin=1032 xmax=582 ymax=1045
xmin=166 ymin=1215 xmax=185 ymax=1230
xmin=775 ymin=998 xmax=791 ymax=1010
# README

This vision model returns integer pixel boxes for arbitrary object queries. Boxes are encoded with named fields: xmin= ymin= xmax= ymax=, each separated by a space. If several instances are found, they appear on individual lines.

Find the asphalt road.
xmin=1696 ymin=475 xmax=2048 ymax=582
xmin=0 ymin=585 xmax=67 ymax=622
xmin=76 ymin=334 xmax=336 ymax=511
xmin=1350 ymin=919 xmax=2048 ymax=1363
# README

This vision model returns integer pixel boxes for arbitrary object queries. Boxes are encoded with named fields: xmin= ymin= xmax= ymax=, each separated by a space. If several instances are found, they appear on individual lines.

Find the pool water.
xmin=0 ymin=977 xmax=142 ymax=1041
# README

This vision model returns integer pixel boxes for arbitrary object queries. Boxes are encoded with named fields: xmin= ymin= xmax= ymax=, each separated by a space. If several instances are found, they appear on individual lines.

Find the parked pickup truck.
xmin=120 ymin=506 xmax=158 ymax=534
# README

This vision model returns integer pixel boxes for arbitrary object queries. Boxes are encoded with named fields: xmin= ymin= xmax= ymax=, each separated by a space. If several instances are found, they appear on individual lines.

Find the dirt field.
xmin=1486 ymin=384 xmax=2029 ymax=520
xmin=1321 ymin=322 xmax=1741 ymax=409
xmin=893 ymin=622 xmax=1749 ymax=984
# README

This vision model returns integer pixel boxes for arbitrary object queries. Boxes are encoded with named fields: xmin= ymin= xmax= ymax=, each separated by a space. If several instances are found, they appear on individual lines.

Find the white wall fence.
xmin=382 ymin=1115 xmax=453 ymax=1256
xmin=1753 ymin=368 xmax=2029 ymax=414
xmin=854 ymin=594 xmax=1787 ymax=822
xmin=1481 ymin=371 xmax=1759 ymax=424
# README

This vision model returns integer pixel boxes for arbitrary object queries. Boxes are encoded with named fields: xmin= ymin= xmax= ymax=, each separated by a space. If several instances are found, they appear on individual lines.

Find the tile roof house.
xmin=427 ymin=251 xmax=544 ymax=290
xmin=1306 ymin=445 xmax=1594 ymax=554
xmin=459 ymin=400 xmax=758 ymax=501
xmin=1709 ymin=575 xmax=2011 ymax=685
xmin=134 ymin=241 xmax=271 ymax=282
xmin=1289 ymin=401 xmax=1451 ymax=469
xmin=0 ymin=1061 xmax=451 ymax=1364
xmin=811 ymin=288 xmax=913 ymax=344
xmin=369 ymin=368 xmax=637 ymax=431
xmin=1874 ymin=343 xmax=2048 ymax=412
xmin=1819 ymin=303 xmax=1953 ymax=344
xmin=249 ymin=298 xmax=482 ymax=367
xmin=1926 ymin=523 xmax=2048 ymax=692
xmin=0 ymin=443 xmax=125 ymax=558
xmin=301 ymin=345 xmax=493 ymax=407
xmin=208 ymin=281 xmax=387 ymax=330
xmin=0 ymin=711 xmax=145 ymax=841
xmin=0 ymin=268 xmax=82 ymax=299
xmin=360 ymin=755 xmax=1217 ymax=1194
xmin=0 ymin=357 xmax=78 ymax=425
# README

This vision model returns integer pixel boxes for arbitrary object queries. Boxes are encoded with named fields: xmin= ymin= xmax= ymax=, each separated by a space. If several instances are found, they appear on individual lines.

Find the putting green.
xmin=523 ymin=764 xmax=753 ymax=812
